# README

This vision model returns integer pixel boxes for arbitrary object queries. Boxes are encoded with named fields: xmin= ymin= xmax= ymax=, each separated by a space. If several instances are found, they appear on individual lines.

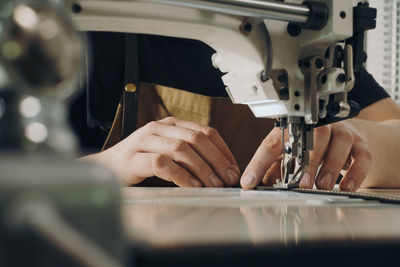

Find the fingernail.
xmin=191 ymin=178 xmax=202 ymax=187
xmin=210 ymin=174 xmax=223 ymax=187
xmin=227 ymin=168 xmax=239 ymax=184
xmin=241 ymin=173 xmax=256 ymax=188
xmin=300 ymin=173 xmax=311 ymax=188
xmin=344 ymin=179 xmax=356 ymax=191
xmin=318 ymin=173 xmax=332 ymax=189
xmin=262 ymin=174 xmax=271 ymax=185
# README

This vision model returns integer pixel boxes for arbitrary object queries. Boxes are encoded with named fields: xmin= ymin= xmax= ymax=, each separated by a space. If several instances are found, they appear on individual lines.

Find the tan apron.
xmin=103 ymin=82 xmax=275 ymax=186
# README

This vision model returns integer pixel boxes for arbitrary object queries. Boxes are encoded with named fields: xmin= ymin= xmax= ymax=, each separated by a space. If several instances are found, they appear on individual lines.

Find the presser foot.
xmin=272 ymin=117 xmax=312 ymax=189
xmin=273 ymin=169 xmax=305 ymax=189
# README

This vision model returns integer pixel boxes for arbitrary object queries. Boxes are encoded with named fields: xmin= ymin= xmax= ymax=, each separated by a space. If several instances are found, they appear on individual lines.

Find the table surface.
xmin=122 ymin=187 xmax=400 ymax=249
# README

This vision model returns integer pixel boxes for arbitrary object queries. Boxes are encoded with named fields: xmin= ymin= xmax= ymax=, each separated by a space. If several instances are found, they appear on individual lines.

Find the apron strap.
xmin=122 ymin=34 xmax=140 ymax=138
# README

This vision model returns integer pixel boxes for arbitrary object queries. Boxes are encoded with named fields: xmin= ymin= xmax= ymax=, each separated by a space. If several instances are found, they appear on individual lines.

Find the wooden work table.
xmin=122 ymin=187 xmax=400 ymax=266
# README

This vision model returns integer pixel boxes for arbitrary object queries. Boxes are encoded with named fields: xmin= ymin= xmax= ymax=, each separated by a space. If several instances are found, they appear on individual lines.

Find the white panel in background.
xmin=366 ymin=0 xmax=400 ymax=105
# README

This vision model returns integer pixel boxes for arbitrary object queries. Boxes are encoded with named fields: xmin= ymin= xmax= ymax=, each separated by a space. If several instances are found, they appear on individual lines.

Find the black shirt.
xmin=70 ymin=32 xmax=389 ymax=149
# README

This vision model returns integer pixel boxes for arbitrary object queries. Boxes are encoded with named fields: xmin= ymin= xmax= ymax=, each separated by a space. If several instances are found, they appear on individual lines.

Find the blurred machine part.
xmin=0 ymin=156 xmax=125 ymax=267
xmin=0 ymin=1 xmax=125 ymax=266
xmin=0 ymin=0 xmax=82 ymax=153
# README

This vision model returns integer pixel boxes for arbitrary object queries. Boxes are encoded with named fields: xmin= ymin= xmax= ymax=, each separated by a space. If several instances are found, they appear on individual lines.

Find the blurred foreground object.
xmin=0 ymin=156 xmax=124 ymax=267
xmin=0 ymin=1 xmax=125 ymax=266
xmin=0 ymin=0 xmax=82 ymax=153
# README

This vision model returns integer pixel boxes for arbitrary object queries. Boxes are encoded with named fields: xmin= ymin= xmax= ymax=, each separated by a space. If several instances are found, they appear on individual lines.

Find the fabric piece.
xmin=258 ymin=186 xmax=400 ymax=205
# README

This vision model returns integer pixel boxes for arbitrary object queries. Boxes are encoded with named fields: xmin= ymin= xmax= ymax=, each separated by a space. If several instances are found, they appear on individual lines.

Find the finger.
xmin=262 ymin=159 xmax=281 ymax=186
xmin=315 ymin=127 xmax=353 ymax=190
xmin=159 ymin=117 xmax=239 ymax=171
xmin=241 ymin=127 xmax=282 ymax=189
xmin=339 ymin=142 xmax=372 ymax=192
xmin=300 ymin=125 xmax=331 ymax=189
xmin=136 ymin=134 xmax=224 ymax=187
xmin=144 ymin=121 xmax=240 ymax=186
xmin=127 ymin=153 xmax=203 ymax=187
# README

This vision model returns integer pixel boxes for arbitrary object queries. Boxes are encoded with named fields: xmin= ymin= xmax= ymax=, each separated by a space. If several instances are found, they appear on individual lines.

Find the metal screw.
xmin=72 ymin=4 xmax=82 ymax=13
xmin=337 ymin=73 xmax=346 ymax=83
xmin=243 ymin=23 xmax=252 ymax=32
xmin=287 ymin=23 xmax=302 ymax=37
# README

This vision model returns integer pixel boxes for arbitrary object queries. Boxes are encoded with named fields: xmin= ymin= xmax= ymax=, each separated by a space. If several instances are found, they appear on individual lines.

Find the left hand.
xmin=240 ymin=120 xmax=372 ymax=192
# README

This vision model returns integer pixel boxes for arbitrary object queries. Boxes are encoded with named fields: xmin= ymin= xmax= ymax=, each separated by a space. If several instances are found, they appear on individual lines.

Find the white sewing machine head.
xmin=68 ymin=0 xmax=375 ymax=188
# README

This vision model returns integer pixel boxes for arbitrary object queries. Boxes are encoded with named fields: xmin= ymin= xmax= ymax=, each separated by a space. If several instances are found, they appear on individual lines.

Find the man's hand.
xmin=240 ymin=120 xmax=372 ymax=192
xmin=83 ymin=117 xmax=240 ymax=187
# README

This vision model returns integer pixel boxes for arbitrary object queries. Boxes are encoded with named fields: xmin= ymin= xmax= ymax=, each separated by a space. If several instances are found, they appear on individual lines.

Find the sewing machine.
xmin=69 ymin=0 xmax=375 ymax=188
xmin=5 ymin=2 xmax=400 ymax=267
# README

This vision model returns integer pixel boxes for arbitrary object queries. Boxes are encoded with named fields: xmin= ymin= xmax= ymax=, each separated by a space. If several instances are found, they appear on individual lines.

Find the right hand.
xmin=83 ymin=117 xmax=240 ymax=187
